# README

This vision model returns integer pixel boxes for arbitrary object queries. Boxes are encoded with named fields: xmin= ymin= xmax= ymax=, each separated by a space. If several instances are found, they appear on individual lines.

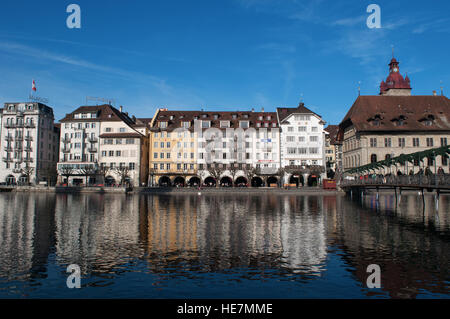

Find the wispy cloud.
xmin=412 ymin=18 xmax=450 ymax=34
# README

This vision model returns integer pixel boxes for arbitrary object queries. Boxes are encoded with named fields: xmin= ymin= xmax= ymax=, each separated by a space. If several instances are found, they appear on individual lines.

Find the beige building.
xmin=339 ymin=56 xmax=450 ymax=174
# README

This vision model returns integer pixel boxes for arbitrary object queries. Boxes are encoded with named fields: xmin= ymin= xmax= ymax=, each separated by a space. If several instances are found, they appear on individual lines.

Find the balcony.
xmin=24 ymin=157 xmax=34 ymax=163
xmin=2 ymin=157 xmax=13 ymax=163
xmin=62 ymin=137 xmax=71 ymax=143
xmin=88 ymin=147 xmax=97 ymax=153
xmin=4 ymin=123 xmax=14 ymax=128
xmin=15 ymin=136 xmax=23 ymax=141
xmin=4 ymin=136 xmax=13 ymax=141
xmin=24 ymin=136 xmax=33 ymax=141
xmin=24 ymin=122 xmax=36 ymax=128
xmin=4 ymin=146 xmax=13 ymax=152
xmin=88 ymin=137 xmax=98 ymax=143
xmin=14 ymin=158 xmax=23 ymax=163
xmin=13 ymin=168 xmax=22 ymax=173
xmin=24 ymin=146 xmax=33 ymax=152
xmin=62 ymin=148 xmax=71 ymax=153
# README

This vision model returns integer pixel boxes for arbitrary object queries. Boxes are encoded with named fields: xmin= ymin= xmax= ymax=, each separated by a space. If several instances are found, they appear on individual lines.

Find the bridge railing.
xmin=341 ymin=174 xmax=450 ymax=187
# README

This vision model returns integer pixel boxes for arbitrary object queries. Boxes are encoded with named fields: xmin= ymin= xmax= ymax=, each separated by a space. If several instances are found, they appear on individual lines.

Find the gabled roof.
xmin=276 ymin=102 xmax=322 ymax=123
xmin=324 ymin=125 xmax=339 ymax=144
xmin=339 ymin=95 xmax=450 ymax=133
xmin=151 ymin=109 xmax=279 ymax=131
xmin=59 ymin=104 xmax=135 ymax=126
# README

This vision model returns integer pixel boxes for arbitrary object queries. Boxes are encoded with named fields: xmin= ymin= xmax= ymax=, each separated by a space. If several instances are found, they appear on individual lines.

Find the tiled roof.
xmin=339 ymin=95 xmax=450 ymax=133
xmin=59 ymin=104 xmax=135 ymax=126
xmin=324 ymin=125 xmax=339 ymax=144
xmin=276 ymin=102 xmax=322 ymax=123
xmin=152 ymin=109 xmax=279 ymax=131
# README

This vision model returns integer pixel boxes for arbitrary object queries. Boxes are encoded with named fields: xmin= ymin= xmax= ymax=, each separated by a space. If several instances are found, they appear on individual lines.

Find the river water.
xmin=0 ymin=192 xmax=448 ymax=298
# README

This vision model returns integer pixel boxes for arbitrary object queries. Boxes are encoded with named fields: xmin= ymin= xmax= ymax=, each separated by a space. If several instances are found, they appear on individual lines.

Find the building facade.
xmin=339 ymin=56 xmax=450 ymax=174
xmin=57 ymin=104 xmax=149 ymax=187
xmin=0 ymin=102 xmax=59 ymax=185
xmin=277 ymin=102 xmax=327 ymax=186
xmin=149 ymin=108 xmax=282 ymax=187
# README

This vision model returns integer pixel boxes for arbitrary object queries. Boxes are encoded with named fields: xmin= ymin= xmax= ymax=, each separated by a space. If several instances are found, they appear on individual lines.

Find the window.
xmin=298 ymin=136 xmax=305 ymax=142
xmin=154 ymin=142 xmax=158 ymax=148
xmin=220 ymin=121 xmax=230 ymax=128
xmin=180 ymin=121 xmax=190 ymax=129
xmin=298 ymin=126 xmax=307 ymax=132
xmin=160 ymin=142 xmax=164 ymax=148
xmin=159 ymin=121 xmax=167 ymax=128
xmin=288 ymin=127 xmax=294 ymax=132
xmin=160 ymin=164 xmax=164 ymax=170
xmin=287 ymin=147 xmax=297 ymax=154
xmin=442 ymin=156 xmax=448 ymax=166
xmin=129 ymin=163 xmax=135 ymax=170
xmin=160 ymin=153 xmax=164 ymax=159
xmin=309 ymin=147 xmax=319 ymax=154
xmin=116 ymin=139 xmax=122 ymax=144
xmin=426 ymin=138 xmax=434 ymax=147
xmin=105 ymin=127 xmax=112 ymax=132
xmin=109 ymin=151 xmax=114 ymax=157
xmin=119 ymin=128 xmax=126 ymax=132
xmin=384 ymin=138 xmax=392 ymax=147
xmin=153 ymin=163 xmax=158 ymax=170
xmin=441 ymin=138 xmax=448 ymax=146
xmin=239 ymin=121 xmax=249 ymax=128
xmin=116 ymin=151 xmax=121 ymax=157
xmin=287 ymin=136 xmax=295 ymax=142
xmin=311 ymin=127 xmax=318 ymax=132
xmin=202 ymin=121 xmax=211 ymax=128
xmin=166 ymin=153 xmax=170 ymax=159
xmin=167 ymin=142 xmax=171 ymax=148
xmin=398 ymin=138 xmax=405 ymax=147
xmin=310 ymin=136 xmax=318 ymax=142
xmin=370 ymin=154 xmax=377 ymax=163
xmin=370 ymin=138 xmax=377 ymax=147
xmin=413 ymin=138 xmax=420 ymax=147
xmin=298 ymin=147 xmax=307 ymax=154
xmin=154 ymin=153 xmax=158 ymax=159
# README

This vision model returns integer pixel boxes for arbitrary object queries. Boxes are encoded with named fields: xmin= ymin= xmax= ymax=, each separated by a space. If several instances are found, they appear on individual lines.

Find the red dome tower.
xmin=379 ymin=57 xmax=412 ymax=96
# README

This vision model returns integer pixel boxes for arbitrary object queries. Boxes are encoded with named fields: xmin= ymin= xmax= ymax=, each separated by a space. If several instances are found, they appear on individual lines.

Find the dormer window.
xmin=159 ymin=121 xmax=167 ymax=128
xmin=392 ymin=115 xmax=407 ymax=126
xmin=213 ymin=114 xmax=219 ymax=119
xmin=201 ymin=121 xmax=211 ymax=128
xmin=170 ymin=115 xmax=174 ymax=120
xmin=258 ymin=116 xmax=263 ymax=121
xmin=368 ymin=114 xmax=382 ymax=126
xmin=419 ymin=114 xmax=434 ymax=126
xmin=243 ymin=114 xmax=249 ymax=119
xmin=266 ymin=116 xmax=271 ymax=120
xmin=232 ymin=114 xmax=237 ymax=119
xmin=202 ymin=114 xmax=208 ymax=118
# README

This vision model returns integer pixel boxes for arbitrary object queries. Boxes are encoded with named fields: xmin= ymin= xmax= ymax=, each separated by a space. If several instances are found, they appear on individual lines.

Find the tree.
xmin=244 ymin=166 xmax=257 ymax=186
xmin=20 ymin=165 xmax=34 ymax=186
xmin=41 ymin=166 xmax=58 ymax=186
xmin=97 ymin=165 xmax=110 ymax=185
xmin=207 ymin=162 xmax=223 ymax=188
xmin=115 ymin=166 xmax=131 ymax=186
xmin=276 ymin=167 xmax=285 ymax=187
xmin=80 ymin=165 xmax=97 ymax=186
xmin=228 ymin=162 xmax=239 ymax=187
xmin=60 ymin=166 xmax=74 ymax=186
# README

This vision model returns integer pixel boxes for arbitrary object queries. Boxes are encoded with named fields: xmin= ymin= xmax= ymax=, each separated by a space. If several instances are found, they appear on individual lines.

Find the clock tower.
xmin=380 ymin=56 xmax=412 ymax=96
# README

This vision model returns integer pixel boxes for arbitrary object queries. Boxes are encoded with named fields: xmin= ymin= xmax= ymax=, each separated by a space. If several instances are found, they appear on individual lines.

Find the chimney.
xmin=433 ymin=90 xmax=437 ymax=96
xmin=120 ymin=106 xmax=123 ymax=112
xmin=251 ymin=108 xmax=254 ymax=112
xmin=261 ymin=107 xmax=264 ymax=112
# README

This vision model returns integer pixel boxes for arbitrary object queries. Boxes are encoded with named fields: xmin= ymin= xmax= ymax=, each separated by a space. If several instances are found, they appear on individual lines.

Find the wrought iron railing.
xmin=341 ymin=174 xmax=450 ymax=187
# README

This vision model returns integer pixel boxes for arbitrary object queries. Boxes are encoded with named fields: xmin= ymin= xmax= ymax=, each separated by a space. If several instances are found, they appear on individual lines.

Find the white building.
xmin=277 ymin=102 xmax=327 ymax=186
xmin=57 ymin=104 xmax=149 ymax=187
xmin=0 ymin=102 xmax=59 ymax=185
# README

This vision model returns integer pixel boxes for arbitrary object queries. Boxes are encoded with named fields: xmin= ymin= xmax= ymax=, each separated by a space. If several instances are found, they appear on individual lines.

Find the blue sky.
xmin=0 ymin=0 xmax=449 ymax=125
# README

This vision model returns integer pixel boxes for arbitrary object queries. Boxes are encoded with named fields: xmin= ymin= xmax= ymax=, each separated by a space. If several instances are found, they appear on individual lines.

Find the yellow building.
xmin=149 ymin=109 xmax=199 ymax=187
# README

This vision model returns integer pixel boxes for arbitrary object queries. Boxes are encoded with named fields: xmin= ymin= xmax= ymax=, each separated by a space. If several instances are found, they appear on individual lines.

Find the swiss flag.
xmin=32 ymin=79 xmax=36 ymax=92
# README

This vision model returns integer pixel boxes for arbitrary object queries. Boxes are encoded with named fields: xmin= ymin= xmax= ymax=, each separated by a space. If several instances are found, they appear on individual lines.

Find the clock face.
xmin=393 ymin=68 xmax=398 ymax=72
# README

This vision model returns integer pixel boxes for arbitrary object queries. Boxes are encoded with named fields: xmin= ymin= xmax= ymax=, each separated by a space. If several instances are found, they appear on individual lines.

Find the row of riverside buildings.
xmin=1 ymin=55 xmax=449 ymax=187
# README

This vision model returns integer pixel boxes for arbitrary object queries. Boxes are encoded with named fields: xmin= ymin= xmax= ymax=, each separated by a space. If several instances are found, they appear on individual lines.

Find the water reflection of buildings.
xmin=330 ymin=194 xmax=450 ymax=298
xmin=0 ymin=193 xmax=56 ymax=280
xmin=54 ymin=194 xmax=146 ymax=274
